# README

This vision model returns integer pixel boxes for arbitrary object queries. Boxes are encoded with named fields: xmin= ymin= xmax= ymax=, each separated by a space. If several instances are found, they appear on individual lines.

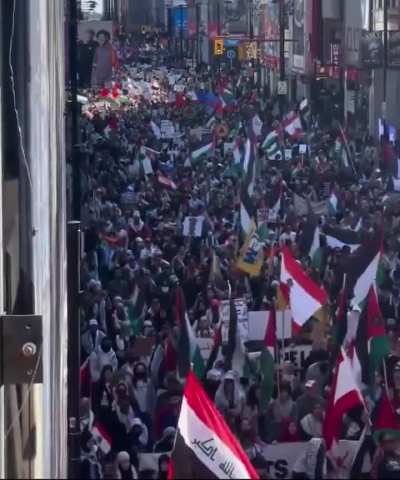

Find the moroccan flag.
xmin=323 ymin=225 xmax=361 ymax=252
xmin=170 ymin=372 xmax=259 ymax=479
xmin=344 ymin=235 xmax=382 ymax=307
xmin=280 ymin=246 xmax=328 ymax=329
xmin=372 ymin=391 xmax=400 ymax=443
xmin=355 ymin=287 xmax=390 ymax=385
xmin=323 ymin=349 xmax=365 ymax=454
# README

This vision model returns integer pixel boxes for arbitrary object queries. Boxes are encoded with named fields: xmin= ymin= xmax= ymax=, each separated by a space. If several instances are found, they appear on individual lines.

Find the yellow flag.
xmin=237 ymin=222 xmax=264 ymax=277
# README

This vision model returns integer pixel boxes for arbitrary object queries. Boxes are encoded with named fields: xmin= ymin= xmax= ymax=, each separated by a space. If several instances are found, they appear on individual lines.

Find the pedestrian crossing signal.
xmin=214 ymin=38 xmax=224 ymax=56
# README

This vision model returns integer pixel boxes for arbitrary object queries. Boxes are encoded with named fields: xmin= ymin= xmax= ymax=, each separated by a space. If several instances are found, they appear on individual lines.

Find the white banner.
xmin=137 ymin=440 xmax=368 ymax=479
xmin=248 ymin=310 xmax=292 ymax=342
xmin=261 ymin=440 xmax=368 ymax=479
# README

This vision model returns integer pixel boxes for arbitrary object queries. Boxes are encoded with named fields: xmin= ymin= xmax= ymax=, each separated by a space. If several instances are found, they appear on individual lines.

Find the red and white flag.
xmin=264 ymin=306 xmax=276 ymax=358
xmin=169 ymin=372 xmax=259 ymax=479
xmin=92 ymin=421 xmax=112 ymax=454
xmin=280 ymin=246 xmax=327 ymax=330
xmin=158 ymin=172 xmax=177 ymax=190
xmin=323 ymin=348 xmax=365 ymax=455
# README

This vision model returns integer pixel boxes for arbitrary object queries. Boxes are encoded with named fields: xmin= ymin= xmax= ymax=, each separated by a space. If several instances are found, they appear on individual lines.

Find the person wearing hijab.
xmin=116 ymin=451 xmax=138 ymax=480
xmin=214 ymin=371 xmax=245 ymax=431
xmin=89 ymin=337 xmax=118 ymax=383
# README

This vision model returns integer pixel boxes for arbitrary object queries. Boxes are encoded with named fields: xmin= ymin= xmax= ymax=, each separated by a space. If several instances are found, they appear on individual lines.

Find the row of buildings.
xmin=105 ymin=0 xmax=400 ymax=137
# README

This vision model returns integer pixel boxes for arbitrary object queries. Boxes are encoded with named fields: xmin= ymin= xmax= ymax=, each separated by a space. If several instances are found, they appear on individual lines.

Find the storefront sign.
xmin=360 ymin=31 xmax=384 ymax=68
xmin=389 ymin=31 xmax=400 ymax=68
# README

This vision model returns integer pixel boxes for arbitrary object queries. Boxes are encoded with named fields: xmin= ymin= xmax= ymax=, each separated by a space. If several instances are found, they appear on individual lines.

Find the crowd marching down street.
xmin=77 ymin=33 xmax=400 ymax=479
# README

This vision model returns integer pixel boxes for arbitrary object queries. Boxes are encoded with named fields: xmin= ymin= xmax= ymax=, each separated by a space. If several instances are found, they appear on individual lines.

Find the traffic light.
xmin=214 ymin=38 xmax=224 ymax=56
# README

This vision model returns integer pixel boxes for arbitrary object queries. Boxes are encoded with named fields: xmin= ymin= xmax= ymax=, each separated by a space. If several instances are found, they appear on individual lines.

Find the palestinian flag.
xmin=298 ymin=215 xmax=321 ymax=266
xmin=191 ymin=142 xmax=214 ymax=162
xmin=237 ymin=222 xmax=266 ymax=277
xmin=323 ymin=349 xmax=365 ymax=455
xmin=262 ymin=130 xmax=281 ymax=159
xmin=158 ymin=172 xmax=178 ymax=190
xmin=169 ymin=372 xmax=259 ymax=479
xmin=203 ymin=325 xmax=222 ymax=379
xmin=233 ymin=140 xmax=242 ymax=165
xmin=259 ymin=308 xmax=276 ymax=410
xmin=323 ymin=225 xmax=361 ymax=252
xmin=334 ymin=288 xmax=350 ymax=349
xmin=267 ymin=181 xmax=282 ymax=222
xmin=299 ymin=98 xmax=310 ymax=120
xmin=345 ymin=235 xmax=382 ymax=307
xmin=92 ymin=422 xmax=112 ymax=454
xmin=372 ymin=391 xmax=400 ymax=443
xmin=283 ymin=111 xmax=304 ymax=140
xmin=240 ymin=139 xmax=257 ymax=234
xmin=355 ymin=287 xmax=390 ymax=385
xmin=176 ymin=287 xmax=204 ymax=379
xmin=336 ymin=126 xmax=354 ymax=172
xmin=264 ymin=306 xmax=277 ymax=357
xmin=280 ymin=246 xmax=328 ymax=330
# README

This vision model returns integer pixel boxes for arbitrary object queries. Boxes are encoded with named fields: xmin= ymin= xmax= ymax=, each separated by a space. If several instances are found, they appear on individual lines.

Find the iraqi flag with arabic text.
xmin=169 ymin=372 xmax=259 ymax=479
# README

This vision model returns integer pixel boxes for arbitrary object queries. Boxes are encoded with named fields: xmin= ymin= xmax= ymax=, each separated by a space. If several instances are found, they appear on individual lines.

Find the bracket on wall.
xmin=0 ymin=315 xmax=43 ymax=386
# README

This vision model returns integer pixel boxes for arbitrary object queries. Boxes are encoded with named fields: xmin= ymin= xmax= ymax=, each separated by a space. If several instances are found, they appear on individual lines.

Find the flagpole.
xmin=382 ymin=358 xmax=390 ymax=396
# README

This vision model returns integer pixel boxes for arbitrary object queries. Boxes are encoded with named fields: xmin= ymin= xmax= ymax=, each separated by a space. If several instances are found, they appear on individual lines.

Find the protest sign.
xmin=279 ymin=344 xmax=312 ymax=369
xmin=235 ymin=298 xmax=249 ymax=342
xmin=160 ymin=120 xmax=175 ymax=139
xmin=183 ymin=216 xmax=204 ymax=237
xmin=219 ymin=300 xmax=231 ymax=345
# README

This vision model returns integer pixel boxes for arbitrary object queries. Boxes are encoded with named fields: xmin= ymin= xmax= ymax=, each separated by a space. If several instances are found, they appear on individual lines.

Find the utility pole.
xmin=382 ymin=0 xmax=388 ymax=124
xmin=67 ymin=221 xmax=81 ymax=479
xmin=279 ymin=0 xmax=286 ymax=115
xmin=69 ymin=0 xmax=81 ymax=221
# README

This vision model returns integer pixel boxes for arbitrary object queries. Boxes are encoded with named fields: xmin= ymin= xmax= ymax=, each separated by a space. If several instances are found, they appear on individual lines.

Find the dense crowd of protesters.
xmin=77 ymin=30 xmax=400 ymax=479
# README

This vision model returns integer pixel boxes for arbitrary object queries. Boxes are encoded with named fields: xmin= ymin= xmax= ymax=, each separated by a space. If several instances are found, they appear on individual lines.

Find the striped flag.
xmin=267 ymin=181 xmax=282 ymax=221
xmin=169 ymin=372 xmax=259 ymax=479
xmin=323 ymin=225 xmax=361 ymax=252
xmin=283 ymin=112 xmax=304 ymax=140
xmin=177 ymin=287 xmax=205 ymax=380
xmin=344 ymin=235 xmax=382 ymax=307
xmin=280 ymin=246 xmax=328 ymax=330
xmin=323 ymin=349 xmax=365 ymax=456
xmin=355 ymin=286 xmax=390 ymax=385
xmin=92 ymin=422 xmax=112 ymax=454
xmin=158 ymin=172 xmax=177 ymax=190
xmin=298 ymin=215 xmax=321 ymax=266
xmin=240 ymin=139 xmax=257 ymax=234
xmin=262 ymin=130 xmax=281 ymax=159
xmin=328 ymin=190 xmax=338 ymax=215
xmin=191 ymin=142 xmax=214 ymax=162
